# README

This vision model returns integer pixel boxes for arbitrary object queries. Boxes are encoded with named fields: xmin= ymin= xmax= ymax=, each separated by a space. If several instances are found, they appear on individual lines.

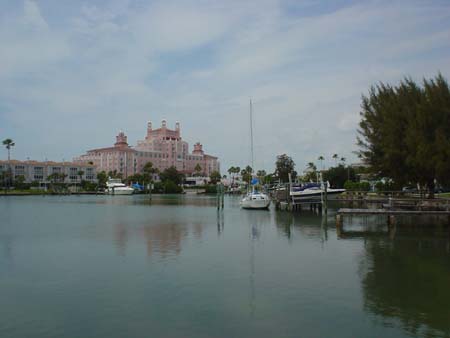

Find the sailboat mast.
xmin=250 ymin=99 xmax=254 ymax=170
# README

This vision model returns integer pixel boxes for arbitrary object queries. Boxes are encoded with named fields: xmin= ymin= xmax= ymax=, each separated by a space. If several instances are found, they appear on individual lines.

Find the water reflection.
xmin=0 ymin=236 xmax=14 ymax=270
xmin=142 ymin=223 xmax=188 ymax=257
xmin=358 ymin=229 xmax=450 ymax=337
xmin=3 ymin=195 xmax=450 ymax=338
xmin=274 ymin=211 xmax=329 ymax=243
xmin=136 ymin=194 xmax=218 ymax=207
xmin=114 ymin=223 xmax=128 ymax=256
xmin=217 ymin=210 xmax=224 ymax=235
xmin=113 ymin=222 xmax=191 ymax=258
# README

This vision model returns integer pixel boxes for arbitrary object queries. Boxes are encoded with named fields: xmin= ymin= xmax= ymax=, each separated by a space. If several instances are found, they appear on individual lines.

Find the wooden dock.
xmin=338 ymin=208 xmax=450 ymax=215
xmin=336 ymin=208 xmax=450 ymax=229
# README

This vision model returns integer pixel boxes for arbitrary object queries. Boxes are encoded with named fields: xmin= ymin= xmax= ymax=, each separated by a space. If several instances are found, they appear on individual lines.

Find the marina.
xmin=1 ymin=1 xmax=450 ymax=337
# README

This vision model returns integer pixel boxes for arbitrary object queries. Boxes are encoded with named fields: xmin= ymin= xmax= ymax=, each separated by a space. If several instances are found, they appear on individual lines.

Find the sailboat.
xmin=240 ymin=100 xmax=271 ymax=210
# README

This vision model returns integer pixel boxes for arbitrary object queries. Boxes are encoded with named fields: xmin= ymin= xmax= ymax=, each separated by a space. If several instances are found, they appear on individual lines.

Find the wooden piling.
xmin=336 ymin=214 xmax=343 ymax=228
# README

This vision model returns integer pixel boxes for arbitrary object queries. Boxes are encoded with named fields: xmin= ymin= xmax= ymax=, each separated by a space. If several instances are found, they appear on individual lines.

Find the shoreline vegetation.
xmin=0 ymin=183 xmax=221 ymax=196
xmin=2 ymin=75 xmax=450 ymax=200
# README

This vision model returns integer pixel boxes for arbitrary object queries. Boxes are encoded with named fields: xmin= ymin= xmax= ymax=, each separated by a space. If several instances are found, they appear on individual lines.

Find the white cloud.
xmin=1 ymin=0 xmax=450 ymax=171
xmin=23 ymin=0 xmax=49 ymax=30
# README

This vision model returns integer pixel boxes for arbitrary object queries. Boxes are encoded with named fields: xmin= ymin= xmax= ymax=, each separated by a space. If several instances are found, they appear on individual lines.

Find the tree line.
xmin=357 ymin=73 xmax=450 ymax=197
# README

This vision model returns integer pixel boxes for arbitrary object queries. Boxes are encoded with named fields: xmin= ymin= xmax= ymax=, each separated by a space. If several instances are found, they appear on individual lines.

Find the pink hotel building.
xmin=74 ymin=120 xmax=219 ymax=178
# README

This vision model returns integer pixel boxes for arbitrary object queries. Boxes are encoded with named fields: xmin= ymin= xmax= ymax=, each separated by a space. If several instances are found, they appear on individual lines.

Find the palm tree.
xmin=227 ymin=166 xmax=234 ymax=182
xmin=307 ymin=162 xmax=317 ymax=171
xmin=3 ymin=139 xmax=15 ymax=190
xmin=194 ymin=163 xmax=202 ymax=177
xmin=340 ymin=157 xmax=346 ymax=165
xmin=227 ymin=166 xmax=235 ymax=176
xmin=256 ymin=169 xmax=266 ymax=183
xmin=317 ymin=156 xmax=324 ymax=171
xmin=332 ymin=153 xmax=338 ymax=166
xmin=235 ymin=167 xmax=240 ymax=179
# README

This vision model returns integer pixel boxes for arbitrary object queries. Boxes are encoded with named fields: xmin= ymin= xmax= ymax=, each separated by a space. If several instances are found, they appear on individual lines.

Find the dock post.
xmin=221 ymin=189 xmax=224 ymax=209
xmin=336 ymin=214 xmax=343 ymax=227
xmin=323 ymin=184 xmax=328 ymax=215
xmin=216 ymin=184 xmax=224 ymax=210
xmin=387 ymin=215 xmax=396 ymax=227
xmin=336 ymin=214 xmax=343 ymax=237
xmin=217 ymin=184 xmax=220 ymax=210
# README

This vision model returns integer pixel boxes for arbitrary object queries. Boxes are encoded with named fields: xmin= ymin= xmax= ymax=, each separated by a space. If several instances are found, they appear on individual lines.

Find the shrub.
xmin=204 ymin=184 xmax=217 ymax=194
xmin=343 ymin=180 xmax=371 ymax=191
xmin=163 ymin=180 xmax=183 ymax=194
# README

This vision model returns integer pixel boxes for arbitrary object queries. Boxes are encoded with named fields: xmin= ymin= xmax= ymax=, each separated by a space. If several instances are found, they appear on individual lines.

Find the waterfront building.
xmin=0 ymin=160 xmax=96 ymax=184
xmin=75 ymin=120 xmax=220 ymax=178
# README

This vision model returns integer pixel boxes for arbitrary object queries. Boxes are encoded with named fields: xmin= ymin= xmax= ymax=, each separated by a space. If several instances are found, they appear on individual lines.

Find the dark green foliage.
xmin=204 ymin=184 xmax=217 ymax=194
xmin=80 ymin=180 xmax=97 ymax=191
xmin=240 ymin=166 xmax=253 ymax=183
xmin=97 ymin=171 xmax=108 ymax=187
xmin=275 ymin=154 xmax=296 ymax=182
xmin=152 ymin=181 xmax=165 ymax=193
xmin=374 ymin=181 xmax=402 ymax=193
xmin=209 ymin=170 xmax=221 ymax=184
xmin=151 ymin=181 xmax=182 ymax=194
xmin=357 ymin=74 xmax=450 ymax=197
xmin=159 ymin=166 xmax=184 ymax=185
xmin=162 ymin=180 xmax=183 ymax=193
xmin=323 ymin=165 xmax=356 ymax=188
xmin=143 ymin=161 xmax=159 ymax=179
xmin=263 ymin=173 xmax=275 ymax=185
xmin=194 ymin=164 xmax=203 ymax=176
xmin=107 ymin=170 xmax=122 ymax=179
xmin=13 ymin=175 xmax=27 ymax=189
xmin=125 ymin=173 xmax=144 ymax=185
xmin=344 ymin=180 xmax=370 ymax=191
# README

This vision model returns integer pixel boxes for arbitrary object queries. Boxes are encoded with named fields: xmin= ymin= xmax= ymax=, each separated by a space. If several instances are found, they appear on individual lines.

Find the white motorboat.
xmin=240 ymin=189 xmax=271 ymax=209
xmin=289 ymin=182 xmax=345 ymax=200
xmin=106 ymin=178 xmax=134 ymax=195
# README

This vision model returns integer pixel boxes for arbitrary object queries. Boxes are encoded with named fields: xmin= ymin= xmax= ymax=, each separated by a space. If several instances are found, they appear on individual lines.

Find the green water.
xmin=0 ymin=195 xmax=449 ymax=338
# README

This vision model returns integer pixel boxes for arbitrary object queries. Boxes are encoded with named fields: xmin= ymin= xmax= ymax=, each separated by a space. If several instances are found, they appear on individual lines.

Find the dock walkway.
xmin=338 ymin=208 xmax=450 ymax=215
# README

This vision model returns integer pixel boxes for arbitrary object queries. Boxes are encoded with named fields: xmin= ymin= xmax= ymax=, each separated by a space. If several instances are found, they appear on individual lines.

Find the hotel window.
xmin=15 ymin=165 xmax=25 ymax=175
xmin=34 ymin=167 xmax=44 ymax=174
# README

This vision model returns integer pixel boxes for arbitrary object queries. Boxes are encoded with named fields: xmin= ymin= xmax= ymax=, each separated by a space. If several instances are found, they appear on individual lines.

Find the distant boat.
xmin=289 ymin=182 xmax=345 ymax=200
xmin=106 ymin=178 xmax=134 ymax=195
xmin=240 ymin=188 xmax=271 ymax=209
xmin=240 ymin=100 xmax=271 ymax=210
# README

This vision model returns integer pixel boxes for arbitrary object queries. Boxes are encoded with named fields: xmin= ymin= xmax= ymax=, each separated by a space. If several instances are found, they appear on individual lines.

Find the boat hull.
xmin=107 ymin=188 xmax=134 ymax=195
xmin=240 ymin=195 xmax=271 ymax=209
xmin=289 ymin=189 xmax=345 ymax=200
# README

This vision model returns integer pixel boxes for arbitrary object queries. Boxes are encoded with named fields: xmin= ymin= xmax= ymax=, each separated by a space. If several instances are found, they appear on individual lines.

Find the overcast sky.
xmin=1 ymin=0 xmax=449 ymax=172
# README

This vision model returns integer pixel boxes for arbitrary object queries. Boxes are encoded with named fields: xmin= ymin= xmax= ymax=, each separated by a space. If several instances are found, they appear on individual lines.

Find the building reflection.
xmin=114 ymin=223 xmax=128 ymax=256
xmin=142 ymin=223 xmax=188 ymax=257
xmin=357 ymin=229 xmax=450 ymax=337
xmin=114 ymin=221 xmax=195 ymax=258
